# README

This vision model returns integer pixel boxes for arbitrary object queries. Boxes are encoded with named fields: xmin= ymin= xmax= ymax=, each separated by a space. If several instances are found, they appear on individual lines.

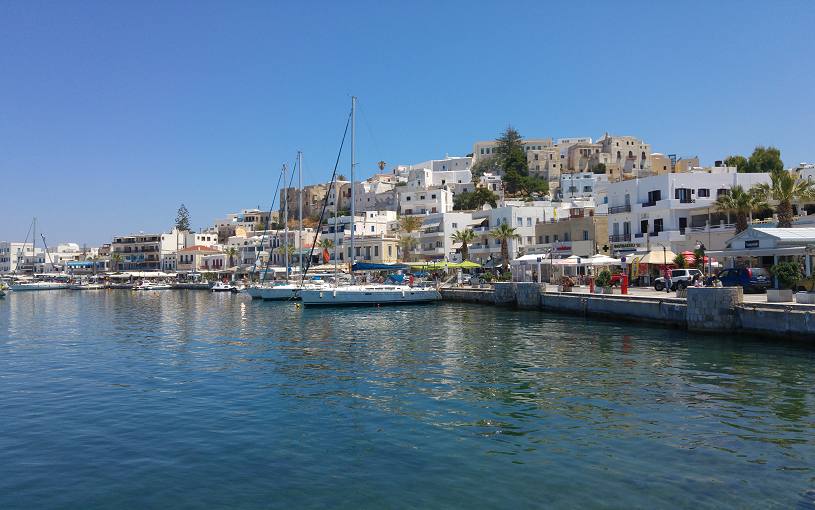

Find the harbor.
xmin=2 ymin=290 xmax=815 ymax=508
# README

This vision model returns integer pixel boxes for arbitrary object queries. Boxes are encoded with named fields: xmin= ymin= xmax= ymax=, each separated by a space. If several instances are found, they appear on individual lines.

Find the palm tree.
xmin=715 ymin=185 xmax=766 ymax=233
xmin=450 ymin=228 xmax=476 ymax=261
xmin=753 ymin=170 xmax=815 ymax=228
xmin=397 ymin=215 xmax=423 ymax=263
xmin=489 ymin=223 xmax=520 ymax=272
xmin=110 ymin=252 xmax=122 ymax=272
xmin=398 ymin=237 xmax=418 ymax=262
xmin=317 ymin=238 xmax=334 ymax=264
xmin=398 ymin=215 xmax=423 ymax=234
xmin=225 ymin=246 xmax=238 ymax=267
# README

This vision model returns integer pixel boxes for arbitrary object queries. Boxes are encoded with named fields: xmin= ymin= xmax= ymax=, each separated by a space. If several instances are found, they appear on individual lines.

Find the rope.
xmin=300 ymin=109 xmax=353 ymax=285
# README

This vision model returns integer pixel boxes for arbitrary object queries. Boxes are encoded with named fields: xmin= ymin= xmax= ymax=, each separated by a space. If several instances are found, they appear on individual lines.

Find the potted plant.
xmin=595 ymin=270 xmax=613 ymax=294
xmin=768 ymin=261 xmax=801 ymax=303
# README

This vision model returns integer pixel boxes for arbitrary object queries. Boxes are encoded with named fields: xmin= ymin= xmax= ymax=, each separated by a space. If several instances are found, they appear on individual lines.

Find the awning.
xmin=639 ymin=249 xmax=678 ymax=265
xmin=352 ymin=262 xmax=409 ymax=271
xmin=707 ymin=246 xmax=807 ymax=257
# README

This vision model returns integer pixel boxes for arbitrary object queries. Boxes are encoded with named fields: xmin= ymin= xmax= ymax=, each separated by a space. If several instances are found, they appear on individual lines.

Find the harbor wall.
xmin=440 ymin=284 xmax=815 ymax=340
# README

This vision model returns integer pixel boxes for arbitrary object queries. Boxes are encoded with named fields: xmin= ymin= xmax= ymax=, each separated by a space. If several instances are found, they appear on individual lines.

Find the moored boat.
xmin=300 ymin=284 xmax=440 ymax=306
xmin=9 ymin=281 xmax=71 ymax=291
xmin=212 ymin=282 xmax=239 ymax=293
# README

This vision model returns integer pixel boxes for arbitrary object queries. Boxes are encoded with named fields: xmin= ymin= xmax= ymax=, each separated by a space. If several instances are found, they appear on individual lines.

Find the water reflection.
xmin=0 ymin=291 xmax=814 ymax=508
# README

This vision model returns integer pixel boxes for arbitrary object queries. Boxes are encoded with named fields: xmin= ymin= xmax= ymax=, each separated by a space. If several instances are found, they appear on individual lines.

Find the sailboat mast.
xmin=350 ymin=96 xmax=356 ymax=279
xmin=283 ymin=163 xmax=289 ymax=283
xmin=32 ymin=217 xmax=36 ymax=271
xmin=298 ymin=150 xmax=303 ymax=275
xmin=333 ymin=176 xmax=338 ymax=285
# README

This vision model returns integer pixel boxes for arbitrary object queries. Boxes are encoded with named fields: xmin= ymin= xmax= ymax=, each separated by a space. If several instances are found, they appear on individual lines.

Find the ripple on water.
xmin=0 ymin=291 xmax=814 ymax=509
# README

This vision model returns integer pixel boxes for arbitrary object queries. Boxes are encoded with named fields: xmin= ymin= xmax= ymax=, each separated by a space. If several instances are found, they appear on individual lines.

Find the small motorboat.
xmin=134 ymin=281 xmax=173 ymax=291
xmin=212 ymin=282 xmax=239 ymax=293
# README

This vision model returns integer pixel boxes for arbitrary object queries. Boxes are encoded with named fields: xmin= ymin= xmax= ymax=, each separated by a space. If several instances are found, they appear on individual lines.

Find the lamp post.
xmin=537 ymin=256 xmax=542 ymax=284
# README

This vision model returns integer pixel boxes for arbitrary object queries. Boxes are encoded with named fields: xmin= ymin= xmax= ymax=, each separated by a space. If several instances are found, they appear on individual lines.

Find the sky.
xmin=1 ymin=1 xmax=814 ymax=245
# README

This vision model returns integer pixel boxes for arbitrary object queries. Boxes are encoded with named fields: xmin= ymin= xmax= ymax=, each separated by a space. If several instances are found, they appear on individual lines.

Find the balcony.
xmin=608 ymin=204 xmax=631 ymax=214
xmin=641 ymin=201 xmax=657 ymax=208
xmin=609 ymin=234 xmax=632 ymax=243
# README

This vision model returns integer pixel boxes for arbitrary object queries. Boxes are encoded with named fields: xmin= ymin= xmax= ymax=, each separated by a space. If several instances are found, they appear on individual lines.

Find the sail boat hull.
xmin=300 ymin=285 xmax=440 ymax=306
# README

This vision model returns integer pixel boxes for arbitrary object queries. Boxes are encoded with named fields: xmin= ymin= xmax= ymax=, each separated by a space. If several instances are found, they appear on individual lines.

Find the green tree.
xmin=110 ymin=252 xmax=122 ymax=272
xmin=398 ymin=215 xmax=423 ymax=234
xmin=727 ymin=146 xmax=784 ymax=173
xmin=753 ymin=170 xmax=815 ymax=227
xmin=175 ymin=204 xmax=191 ymax=231
xmin=489 ymin=223 xmax=520 ymax=272
xmin=715 ymin=185 xmax=766 ymax=233
xmin=337 ymin=174 xmax=348 ymax=181
xmin=592 ymin=163 xmax=607 ymax=175
xmin=748 ymin=146 xmax=784 ymax=174
xmin=450 ymin=229 xmax=476 ymax=261
xmin=225 ymin=246 xmax=238 ymax=267
xmin=673 ymin=253 xmax=687 ymax=268
xmin=317 ymin=238 xmax=334 ymax=249
xmin=398 ymin=236 xmax=418 ymax=262
xmin=494 ymin=126 xmax=529 ymax=195
xmin=453 ymin=187 xmax=499 ymax=210
xmin=724 ymin=155 xmax=749 ymax=172
xmin=471 ymin=155 xmax=499 ymax=182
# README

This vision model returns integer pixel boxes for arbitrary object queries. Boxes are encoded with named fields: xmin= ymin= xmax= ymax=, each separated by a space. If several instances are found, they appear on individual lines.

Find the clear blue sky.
xmin=1 ymin=1 xmax=813 ymax=245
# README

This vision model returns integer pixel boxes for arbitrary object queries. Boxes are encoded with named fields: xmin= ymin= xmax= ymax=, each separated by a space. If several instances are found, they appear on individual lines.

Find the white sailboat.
xmin=9 ymin=219 xmax=71 ymax=291
xmin=300 ymin=97 xmax=440 ymax=307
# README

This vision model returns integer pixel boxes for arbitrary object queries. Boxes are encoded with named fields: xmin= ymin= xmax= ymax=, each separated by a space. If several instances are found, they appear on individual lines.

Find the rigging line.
xmin=252 ymin=166 xmax=285 ymax=281
xmin=262 ymin=155 xmax=299 ymax=279
xmin=300 ymin=109 xmax=353 ymax=285
xmin=356 ymin=99 xmax=383 ymax=174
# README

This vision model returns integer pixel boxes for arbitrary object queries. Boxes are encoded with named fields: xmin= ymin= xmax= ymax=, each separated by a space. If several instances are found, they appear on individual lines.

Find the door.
xmin=678 ymin=217 xmax=687 ymax=234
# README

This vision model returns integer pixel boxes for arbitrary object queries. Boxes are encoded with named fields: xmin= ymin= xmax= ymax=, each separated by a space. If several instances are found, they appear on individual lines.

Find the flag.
xmin=322 ymin=248 xmax=330 ymax=263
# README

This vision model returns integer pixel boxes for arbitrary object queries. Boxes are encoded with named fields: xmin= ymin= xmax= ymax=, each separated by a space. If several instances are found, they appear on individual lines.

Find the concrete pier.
xmin=441 ymin=284 xmax=815 ymax=340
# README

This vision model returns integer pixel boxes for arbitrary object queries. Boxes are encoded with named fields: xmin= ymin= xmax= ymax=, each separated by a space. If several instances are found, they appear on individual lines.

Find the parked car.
xmin=654 ymin=269 xmax=703 ymax=291
xmin=708 ymin=267 xmax=770 ymax=293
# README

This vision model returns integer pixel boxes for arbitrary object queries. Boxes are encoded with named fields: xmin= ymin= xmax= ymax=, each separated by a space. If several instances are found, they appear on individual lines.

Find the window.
xmin=564 ymin=232 xmax=570 ymax=242
xmin=545 ymin=235 xmax=550 ymax=243
xmin=436 ymin=241 xmax=442 ymax=248
xmin=406 ymin=196 xmax=411 ymax=201
xmin=527 ymin=236 xmax=532 ymax=244
xmin=431 ymin=194 xmax=436 ymax=199
xmin=526 ymin=217 xmax=532 ymax=226
xmin=516 ymin=217 xmax=522 ymax=226
xmin=554 ymin=235 xmax=559 ymax=242
xmin=717 ymin=188 xmax=729 ymax=197
xmin=583 ymin=230 xmax=589 ymax=241
xmin=452 ymin=223 xmax=458 ymax=228
xmin=653 ymin=218 xmax=664 ymax=234
xmin=387 ymin=246 xmax=392 ymax=257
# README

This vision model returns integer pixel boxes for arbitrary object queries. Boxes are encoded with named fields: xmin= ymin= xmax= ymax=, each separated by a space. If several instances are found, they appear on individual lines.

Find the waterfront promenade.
xmin=442 ymin=283 xmax=815 ymax=339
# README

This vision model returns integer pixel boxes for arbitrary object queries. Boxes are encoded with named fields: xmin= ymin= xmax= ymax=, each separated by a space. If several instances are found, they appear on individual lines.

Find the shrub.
xmin=596 ymin=270 xmax=612 ymax=288
xmin=770 ymin=261 xmax=803 ymax=289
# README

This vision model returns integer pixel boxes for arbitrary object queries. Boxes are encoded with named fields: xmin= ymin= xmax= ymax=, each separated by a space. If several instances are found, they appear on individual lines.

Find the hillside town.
xmin=3 ymin=129 xmax=815 ymax=302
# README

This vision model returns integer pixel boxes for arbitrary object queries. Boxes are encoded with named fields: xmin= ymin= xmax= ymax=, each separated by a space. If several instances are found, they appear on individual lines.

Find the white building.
xmin=605 ymin=168 xmax=771 ymax=255
xmin=0 ymin=242 xmax=38 ymax=273
xmin=409 ymin=211 xmax=477 ymax=262
xmin=399 ymin=188 xmax=454 ymax=216
xmin=559 ymin=172 xmax=609 ymax=202
xmin=468 ymin=204 xmax=574 ymax=266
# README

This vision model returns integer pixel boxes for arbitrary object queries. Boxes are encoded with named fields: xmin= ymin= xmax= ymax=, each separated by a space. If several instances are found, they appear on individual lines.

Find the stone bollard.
xmin=686 ymin=287 xmax=743 ymax=333
xmin=493 ymin=282 xmax=517 ymax=306
xmin=515 ymin=282 xmax=542 ymax=309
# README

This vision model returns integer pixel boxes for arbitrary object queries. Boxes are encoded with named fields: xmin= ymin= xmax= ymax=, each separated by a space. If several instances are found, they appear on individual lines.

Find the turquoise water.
xmin=1 ymin=291 xmax=814 ymax=509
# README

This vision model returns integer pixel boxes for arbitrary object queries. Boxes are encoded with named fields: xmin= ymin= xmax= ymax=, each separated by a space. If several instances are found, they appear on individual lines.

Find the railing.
xmin=609 ymin=234 xmax=632 ymax=243
xmin=608 ymin=204 xmax=631 ymax=214
xmin=642 ymin=201 xmax=656 ymax=208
